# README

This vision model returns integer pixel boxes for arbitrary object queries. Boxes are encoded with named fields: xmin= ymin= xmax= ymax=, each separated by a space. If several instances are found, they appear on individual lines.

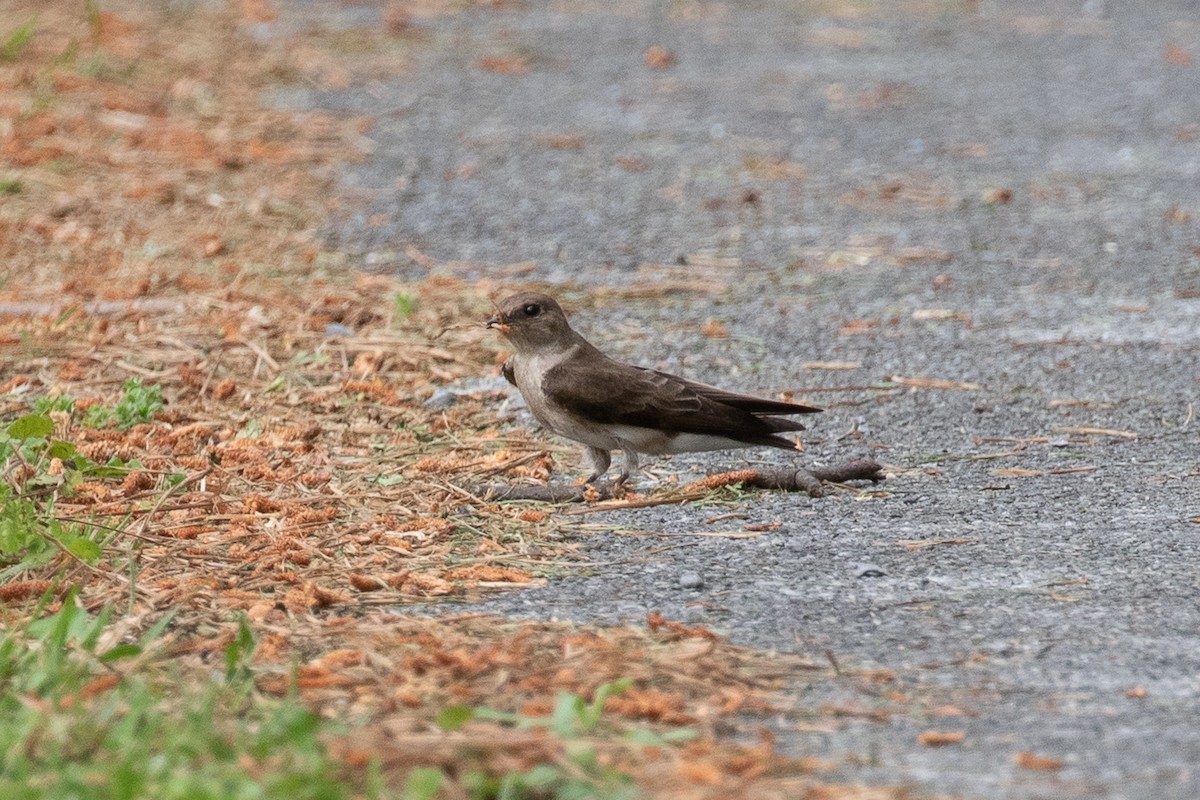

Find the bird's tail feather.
xmin=761 ymin=416 xmax=807 ymax=434
xmin=751 ymin=433 xmax=804 ymax=451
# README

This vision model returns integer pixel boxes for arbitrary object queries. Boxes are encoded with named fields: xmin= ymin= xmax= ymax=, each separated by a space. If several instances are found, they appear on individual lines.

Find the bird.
xmin=486 ymin=291 xmax=821 ymax=484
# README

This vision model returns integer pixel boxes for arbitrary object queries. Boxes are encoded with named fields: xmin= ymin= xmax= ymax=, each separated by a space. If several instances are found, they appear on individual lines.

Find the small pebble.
xmin=1049 ymin=438 xmax=1070 ymax=448
xmin=678 ymin=572 xmax=704 ymax=590
xmin=855 ymin=563 xmax=886 ymax=578
xmin=422 ymin=388 xmax=457 ymax=409
xmin=324 ymin=322 xmax=355 ymax=338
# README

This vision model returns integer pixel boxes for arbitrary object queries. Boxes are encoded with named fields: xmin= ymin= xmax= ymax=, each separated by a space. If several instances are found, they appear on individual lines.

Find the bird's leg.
xmin=614 ymin=446 xmax=640 ymax=489
xmin=583 ymin=447 xmax=611 ymax=483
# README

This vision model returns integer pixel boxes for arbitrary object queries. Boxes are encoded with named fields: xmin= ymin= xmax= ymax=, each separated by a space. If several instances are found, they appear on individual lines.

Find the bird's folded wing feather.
xmin=543 ymin=357 xmax=815 ymax=438
xmin=653 ymin=370 xmax=822 ymax=414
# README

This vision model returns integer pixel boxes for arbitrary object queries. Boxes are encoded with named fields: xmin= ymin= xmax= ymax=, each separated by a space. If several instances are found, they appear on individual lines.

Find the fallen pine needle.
xmin=970 ymin=450 xmax=1026 ymax=461
xmin=886 ymin=375 xmax=981 ymax=391
xmin=911 ymin=309 xmax=970 ymax=322
xmin=702 ymin=512 xmax=748 ymax=524
xmin=614 ymin=529 xmax=769 ymax=539
xmin=1055 ymin=425 xmax=1138 ymax=439
xmin=801 ymin=360 xmax=862 ymax=370
xmin=896 ymin=538 xmax=975 ymax=552
xmin=562 ymin=491 xmax=707 ymax=515
xmin=918 ymin=730 xmax=965 ymax=747
xmin=1014 ymin=752 xmax=1064 ymax=771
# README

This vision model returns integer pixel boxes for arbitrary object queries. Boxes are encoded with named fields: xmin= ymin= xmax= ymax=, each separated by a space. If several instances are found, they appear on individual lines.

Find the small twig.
xmin=460 ymin=459 xmax=886 ymax=505
xmin=113 ymin=360 xmax=174 ymax=379
xmin=239 ymin=338 xmax=281 ymax=372
xmin=198 ymin=351 xmax=226 ymax=398
xmin=562 ymin=491 xmax=702 ymax=515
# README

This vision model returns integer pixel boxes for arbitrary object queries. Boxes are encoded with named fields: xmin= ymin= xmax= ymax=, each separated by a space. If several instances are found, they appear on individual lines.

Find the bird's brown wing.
xmin=652 ymin=370 xmax=822 ymax=415
xmin=542 ymin=355 xmax=817 ymax=443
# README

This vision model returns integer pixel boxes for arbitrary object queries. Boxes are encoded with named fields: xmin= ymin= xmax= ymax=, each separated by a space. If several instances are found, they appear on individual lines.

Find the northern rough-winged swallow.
xmin=487 ymin=291 xmax=821 ymax=483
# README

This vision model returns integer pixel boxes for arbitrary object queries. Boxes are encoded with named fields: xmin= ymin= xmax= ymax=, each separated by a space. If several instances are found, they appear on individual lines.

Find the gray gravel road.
xmin=271 ymin=1 xmax=1200 ymax=797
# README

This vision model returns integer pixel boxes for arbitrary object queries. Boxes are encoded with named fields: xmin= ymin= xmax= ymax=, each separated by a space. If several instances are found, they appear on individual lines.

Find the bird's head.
xmin=487 ymin=292 xmax=573 ymax=353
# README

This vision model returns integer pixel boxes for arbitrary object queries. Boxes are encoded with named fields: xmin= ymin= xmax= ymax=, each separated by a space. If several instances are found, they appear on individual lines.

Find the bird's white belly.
xmin=513 ymin=349 xmax=621 ymax=450
xmin=608 ymin=425 xmax=745 ymax=455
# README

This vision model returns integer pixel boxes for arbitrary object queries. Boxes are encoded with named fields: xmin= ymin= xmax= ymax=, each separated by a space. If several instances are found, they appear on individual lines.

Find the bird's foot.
xmin=573 ymin=472 xmax=631 ymax=500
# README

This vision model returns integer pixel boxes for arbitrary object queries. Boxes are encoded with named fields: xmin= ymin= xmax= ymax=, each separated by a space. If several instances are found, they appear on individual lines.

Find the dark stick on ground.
xmin=463 ymin=459 xmax=886 ymax=503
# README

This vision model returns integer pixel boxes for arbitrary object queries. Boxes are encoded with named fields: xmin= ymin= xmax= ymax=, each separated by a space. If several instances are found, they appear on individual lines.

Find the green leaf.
xmin=496 ymin=773 xmax=522 ymax=800
xmin=623 ymin=726 xmax=699 ymax=745
xmin=393 ymin=291 xmax=419 ymax=319
xmin=521 ymin=765 xmax=561 ymax=789
xmin=34 ymin=395 xmax=75 ymax=414
xmin=224 ymin=615 xmax=256 ymax=682
xmin=582 ymin=677 xmax=632 ymax=730
xmin=435 ymin=704 xmax=475 ymax=732
xmin=7 ymin=414 xmax=53 ymax=439
xmin=85 ymin=0 xmax=101 ymax=36
xmin=462 ymin=771 xmax=499 ymax=798
xmin=113 ymin=378 xmax=164 ymax=429
xmin=81 ymin=605 xmax=111 ymax=651
xmin=373 ymin=474 xmax=405 ymax=487
xmin=27 ymin=587 xmax=84 ymax=646
xmin=551 ymin=691 xmax=586 ymax=737
xmin=47 ymin=440 xmax=78 ymax=460
xmin=563 ymin=741 xmax=599 ymax=770
xmin=99 ymin=643 xmax=142 ymax=663
xmin=82 ymin=404 xmax=113 ymax=428
xmin=86 ymin=457 xmax=133 ymax=478
xmin=623 ymin=729 xmax=665 ymax=746
xmin=64 ymin=536 xmax=102 ymax=563
xmin=403 ymin=767 xmax=443 ymax=800
xmin=1 ymin=19 xmax=35 ymax=63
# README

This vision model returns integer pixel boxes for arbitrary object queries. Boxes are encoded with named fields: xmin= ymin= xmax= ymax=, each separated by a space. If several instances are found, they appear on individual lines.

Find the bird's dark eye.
xmin=523 ymin=303 xmax=541 ymax=317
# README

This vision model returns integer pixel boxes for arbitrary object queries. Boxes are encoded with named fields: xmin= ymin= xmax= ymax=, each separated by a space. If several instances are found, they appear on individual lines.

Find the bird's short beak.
xmin=486 ymin=317 xmax=511 ymax=334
